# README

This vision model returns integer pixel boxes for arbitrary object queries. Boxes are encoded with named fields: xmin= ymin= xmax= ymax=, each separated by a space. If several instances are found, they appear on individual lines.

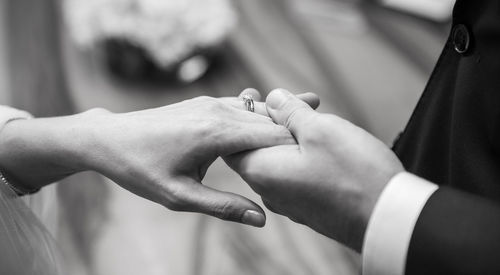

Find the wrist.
xmin=341 ymin=161 xmax=405 ymax=252
xmin=0 ymin=114 xmax=93 ymax=188
xmin=355 ymin=164 xmax=405 ymax=250
xmin=70 ymin=108 xmax=118 ymax=174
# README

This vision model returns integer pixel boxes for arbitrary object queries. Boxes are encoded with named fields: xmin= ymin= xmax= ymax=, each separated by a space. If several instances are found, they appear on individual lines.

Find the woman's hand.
xmin=78 ymin=95 xmax=297 ymax=226
xmin=0 ymin=92 xmax=310 ymax=227
xmin=0 ymin=91 xmax=319 ymax=226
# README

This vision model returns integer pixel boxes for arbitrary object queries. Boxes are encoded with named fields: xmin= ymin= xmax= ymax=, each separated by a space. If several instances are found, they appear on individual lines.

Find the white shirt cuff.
xmin=362 ymin=172 xmax=438 ymax=275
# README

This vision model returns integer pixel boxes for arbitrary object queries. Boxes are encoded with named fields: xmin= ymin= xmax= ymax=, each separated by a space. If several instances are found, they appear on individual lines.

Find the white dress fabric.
xmin=0 ymin=105 xmax=61 ymax=275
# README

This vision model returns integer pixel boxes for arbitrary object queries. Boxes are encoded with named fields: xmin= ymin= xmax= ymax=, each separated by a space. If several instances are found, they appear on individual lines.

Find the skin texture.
xmin=0 ymin=90 xmax=319 ymax=227
xmin=225 ymin=89 xmax=404 ymax=251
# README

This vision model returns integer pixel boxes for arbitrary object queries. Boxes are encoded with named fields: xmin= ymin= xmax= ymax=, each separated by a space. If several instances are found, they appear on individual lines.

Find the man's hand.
xmin=225 ymin=89 xmax=404 ymax=251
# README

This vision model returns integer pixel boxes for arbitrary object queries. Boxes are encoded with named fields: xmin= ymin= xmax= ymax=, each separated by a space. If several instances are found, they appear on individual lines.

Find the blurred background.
xmin=0 ymin=0 xmax=453 ymax=274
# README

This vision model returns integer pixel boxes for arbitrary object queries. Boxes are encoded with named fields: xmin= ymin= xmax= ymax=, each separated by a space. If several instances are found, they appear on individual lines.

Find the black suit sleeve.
xmin=405 ymin=187 xmax=500 ymax=275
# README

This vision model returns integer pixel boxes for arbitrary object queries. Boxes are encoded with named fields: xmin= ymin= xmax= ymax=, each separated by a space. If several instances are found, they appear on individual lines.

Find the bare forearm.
xmin=0 ymin=114 xmax=92 ymax=190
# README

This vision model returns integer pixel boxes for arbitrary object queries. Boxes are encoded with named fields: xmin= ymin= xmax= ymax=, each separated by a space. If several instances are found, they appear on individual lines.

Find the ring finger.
xmin=221 ymin=88 xmax=320 ymax=116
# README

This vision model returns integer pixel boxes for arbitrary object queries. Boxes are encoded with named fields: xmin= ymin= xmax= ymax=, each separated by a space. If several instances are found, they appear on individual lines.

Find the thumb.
xmin=266 ymin=89 xmax=317 ymax=140
xmin=164 ymin=179 xmax=266 ymax=227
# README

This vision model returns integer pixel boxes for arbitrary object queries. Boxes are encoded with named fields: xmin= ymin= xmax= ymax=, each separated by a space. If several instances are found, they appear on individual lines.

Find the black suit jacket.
xmin=393 ymin=1 xmax=500 ymax=274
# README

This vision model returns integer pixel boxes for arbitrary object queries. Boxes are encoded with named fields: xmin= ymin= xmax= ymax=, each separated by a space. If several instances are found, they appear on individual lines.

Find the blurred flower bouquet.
xmin=63 ymin=0 xmax=237 ymax=82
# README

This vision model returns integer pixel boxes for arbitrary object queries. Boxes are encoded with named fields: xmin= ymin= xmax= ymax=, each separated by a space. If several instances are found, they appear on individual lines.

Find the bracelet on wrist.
xmin=0 ymin=108 xmax=39 ymax=196
xmin=0 ymin=170 xmax=40 ymax=196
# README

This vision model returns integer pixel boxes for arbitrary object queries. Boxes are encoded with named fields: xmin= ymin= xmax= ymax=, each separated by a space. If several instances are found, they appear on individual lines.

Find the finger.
xmin=222 ymin=146 xmax=299 ymax=220
xmin=215 ymin=121 xmax=296 ymax=156
xmin=219 ymin=98 xmax=270 ymax=117
xmin=239 ymin=88 xmax=320 ymax=109
xmin=238 ymin=88 xmax=267 ymax=115
xmin=166 ymin=179 xmax=266 ymax=227
xmin=220 ymin=91 xmax=319 ymax=116
xmin=266 ymin=88 xmax=317 ymax=141
xmin=219 ymin=88 xmax=268 ymax=116
xmin=296 ymin=92 xmax=320 ymax=110
xmin=223 ymin=144 xmax=299 ymax=192
xmin=239 ymin=88 xmax=262 ymax=102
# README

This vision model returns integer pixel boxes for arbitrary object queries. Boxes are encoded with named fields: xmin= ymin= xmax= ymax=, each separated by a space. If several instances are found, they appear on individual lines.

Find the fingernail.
xmin=242 ymin=210 xmax=266 ymax=227
xmin=267 ymin=89 xmax=291 ymax=110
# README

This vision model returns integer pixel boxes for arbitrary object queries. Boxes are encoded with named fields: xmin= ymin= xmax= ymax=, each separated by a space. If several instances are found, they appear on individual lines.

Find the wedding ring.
xmin=242 ymin=94 xmax=255 ymax=112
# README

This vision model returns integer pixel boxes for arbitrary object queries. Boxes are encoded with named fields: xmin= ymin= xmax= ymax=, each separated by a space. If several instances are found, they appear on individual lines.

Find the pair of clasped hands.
xmin=0 ymin=88 xmax=403 ymax=251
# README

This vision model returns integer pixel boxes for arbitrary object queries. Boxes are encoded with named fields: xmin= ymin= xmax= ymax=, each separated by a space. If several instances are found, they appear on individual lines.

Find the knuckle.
xmin=193 ymin=97 xmax=234 ymax=118
xmin=195 ymin=95 xmax=213 ymax=102
xmin=208 ymin=99 xmax=229 ymax=113
xmin=284 ymin=106 xmax=309 ymax=129
xmin=196 ymin=97 xmax=224 ymax=113
xmin=84 ymin=107 xmax=111 ymax=115
xmin=213 ymin=201 xmax=233 ymax=220
xmin=163 ymin=185 xmax=189 ymax=211
xmin=195 ymin=112 xmax=236 ymax=143
xmin=195 ymin=117 xmax=225 ymax=141
xmin=188 ymin=96 xmax=216 ymax=108
xmin=166 ymin=197 xmax=189 ymax=212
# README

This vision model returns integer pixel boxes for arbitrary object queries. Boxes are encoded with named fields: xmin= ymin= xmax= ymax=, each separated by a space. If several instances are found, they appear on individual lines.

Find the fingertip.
xmin=267 ymin=88 xmax=292 ymax=98
xmin=242 ymin=209 xmax=266 ymax=227
xmin=187 ymin=184 xmax=266 ymax=227
xmin=240 ymin=88 xmax=262 ymax=102
xmin=266 ymin=88 xmax=293 ymax=110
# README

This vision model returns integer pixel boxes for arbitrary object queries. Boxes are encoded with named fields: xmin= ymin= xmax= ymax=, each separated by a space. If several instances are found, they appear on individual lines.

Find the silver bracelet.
xmin=0 ymin=170 xmax=40 ymax=196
